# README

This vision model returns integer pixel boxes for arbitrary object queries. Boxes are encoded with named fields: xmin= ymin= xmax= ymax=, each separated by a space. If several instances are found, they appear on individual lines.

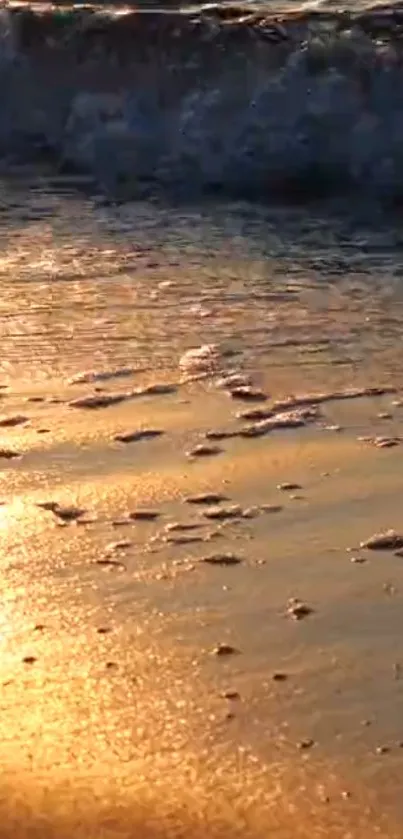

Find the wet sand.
xmin=1 ymin=178 xmax=403 ymax=836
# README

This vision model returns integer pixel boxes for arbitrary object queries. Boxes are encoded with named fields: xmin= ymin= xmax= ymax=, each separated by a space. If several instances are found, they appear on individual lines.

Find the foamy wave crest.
xmin=2 ymin=4 xmax=403 ymax=202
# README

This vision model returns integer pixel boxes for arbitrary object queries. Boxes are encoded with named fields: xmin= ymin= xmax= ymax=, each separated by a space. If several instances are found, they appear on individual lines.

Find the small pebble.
xmin=69 ymin=367 xmax=138 ymax=385
xmin=278 ymin=483 xmax=302 ymax=492
xmin=229 ymin=387 xmax=267 ymax=402
xmin=22 ymin=656 xmax=37 ymax=665
xmin=297 ymin=738 xmax=315 ymax=750
xmin=185 ymin=493 xmax=228 ymax=505
xmin=37 ymin=502 xmax=87 ymax=522
xmin=77 ymin=516 xmax=97 ymax=526
xmin=106 ymin=540 xmax=132 ymax=552
xmin=239 ymin=422 xmax=272 ymax=439
xmin=165 ymin=522 xmax=202 ymax=532
xmin=200 ymin=553 xmax=242 ymax=566
xmin=241 ymin=507 xmax=260 ymax=519
xmin=69 ymin=393 xmax=128 ymax=410
xmin=129 ymin=510 xmax=160 ymax=521
xmin=273 ymin=387 xmax=395 ymax=411
xmin=187 ymin=444 xmax=223 ymax=458
xmin=287 ymin=599 xmax=314 ymax=620
xmin=95 ymin=558 xmax=127 ymax=570
xmin=97 ymin=627 xmax=111 ymax=635
xmin=215 ymin=374 xmax=252 ymax=390
xmin=222 ymin=690 xmax=240 ymax=700
xmin=138 ymin=383 xmax=177 ymax=396
xmin=0 ymin=448 xmax=21 ymax=459
xmin=213 ymin=643 xmax=240 ymax=657
xmin=165 ymin=534 xmax=204 ymax=545
xmin=237 ymin=408 xmax=273 ymax=421
xmin=272 ymin=672 xmax=288 ymax=682
xmin=0 ymin=415 xmax=28 ymax=427
xmin=115 ymin=429 xmax=163 ymax=443
xmin=350 ymin=556 xmax=367 ymax=564
xmin=264 ymin=410 xmax=313 ymax=430
xmin=360 ymin=530 xmax=403 ymax=550
xmin=358 ymin=435 xmax=401 ymax=449
xmin=205 ymin=430 xmax=238 ymax=441
xmin=203 ymin=505 xmax=242 ymax=520
xmin=375 ymin=745 xmax=390 ymax=755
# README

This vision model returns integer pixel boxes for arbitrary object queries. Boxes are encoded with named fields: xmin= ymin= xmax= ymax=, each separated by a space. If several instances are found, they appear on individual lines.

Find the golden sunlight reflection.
xmin=0 ymin=500 xmax=12 ymax=531
xmin=0 ymin=183 xmax=402 ymax=838
xmin=0 ymin=497 xmax=40 ymax=537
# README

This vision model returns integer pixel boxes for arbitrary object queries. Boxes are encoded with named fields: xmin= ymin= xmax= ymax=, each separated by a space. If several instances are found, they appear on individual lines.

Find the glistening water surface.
xmin=1 ymin=175 xmax=403 ymax=837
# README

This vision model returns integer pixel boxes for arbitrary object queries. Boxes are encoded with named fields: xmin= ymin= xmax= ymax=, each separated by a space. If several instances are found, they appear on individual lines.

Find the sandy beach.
xmin=0 ymin=178 xmax=402 ymax=836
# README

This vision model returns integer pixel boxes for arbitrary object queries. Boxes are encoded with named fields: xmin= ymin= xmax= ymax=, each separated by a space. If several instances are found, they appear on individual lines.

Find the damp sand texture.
xmin=0 ymin=183 xmax=403 ymax=837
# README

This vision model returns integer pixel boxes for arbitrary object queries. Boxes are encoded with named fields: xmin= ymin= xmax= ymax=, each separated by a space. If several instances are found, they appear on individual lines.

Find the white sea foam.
xmin=1 ymin=6 xmax=403 ymax=203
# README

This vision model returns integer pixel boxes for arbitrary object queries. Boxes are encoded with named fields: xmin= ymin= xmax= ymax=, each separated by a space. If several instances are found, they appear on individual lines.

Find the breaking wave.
xmin=2 ymin=2 xmax=403 ymax=203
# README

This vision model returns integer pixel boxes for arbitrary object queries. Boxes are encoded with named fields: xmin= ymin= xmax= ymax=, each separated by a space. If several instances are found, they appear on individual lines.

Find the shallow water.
xmin=1 ymin=175 xmax=403 ymax=836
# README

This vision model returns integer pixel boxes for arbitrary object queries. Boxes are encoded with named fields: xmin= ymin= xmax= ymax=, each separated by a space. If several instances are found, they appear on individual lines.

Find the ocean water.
xmin=1 ymin=2 xmax=403 ymax=205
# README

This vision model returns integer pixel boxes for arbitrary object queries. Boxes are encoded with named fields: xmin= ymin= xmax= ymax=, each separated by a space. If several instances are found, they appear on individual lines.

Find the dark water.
xmin=2 ymin=2 xmax=403 ymax=207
